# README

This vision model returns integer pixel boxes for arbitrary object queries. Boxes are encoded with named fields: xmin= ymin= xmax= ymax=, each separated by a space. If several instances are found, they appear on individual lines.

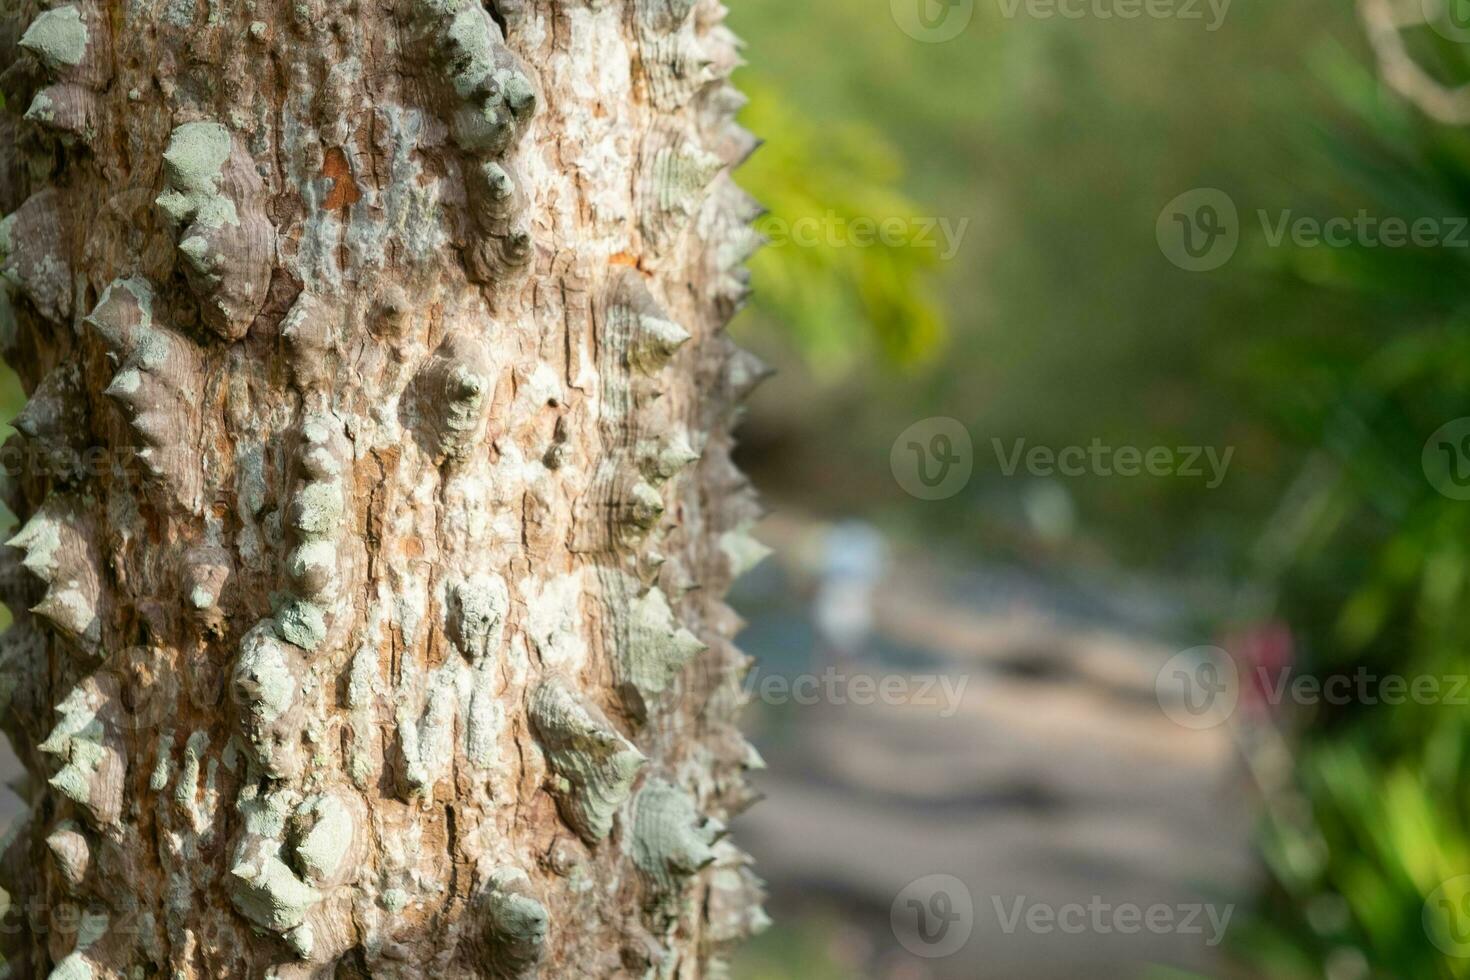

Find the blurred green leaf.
xmin=735 ymin=75 xmax=949 ymax=376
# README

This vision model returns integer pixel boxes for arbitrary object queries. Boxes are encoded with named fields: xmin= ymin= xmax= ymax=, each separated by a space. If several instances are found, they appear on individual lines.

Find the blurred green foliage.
xmin=736 ymin=77 xmax=947 ymax=373
xmin=1230 ymin=40 xmax=1470 ymax=980
xmin=728 ymin=0 xmax=1350 ymax=573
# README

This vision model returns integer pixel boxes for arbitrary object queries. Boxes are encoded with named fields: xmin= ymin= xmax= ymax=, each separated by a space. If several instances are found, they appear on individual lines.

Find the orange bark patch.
xmin=609 ymin=251 xmax=652 ymax=274
xmin=322 ymin=147 xmax=362 ymax=211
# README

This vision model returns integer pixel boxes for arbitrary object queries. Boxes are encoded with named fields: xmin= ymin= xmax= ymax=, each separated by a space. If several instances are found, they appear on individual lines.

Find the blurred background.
xmin=716 ymin=0 xmax=1470 ymax=976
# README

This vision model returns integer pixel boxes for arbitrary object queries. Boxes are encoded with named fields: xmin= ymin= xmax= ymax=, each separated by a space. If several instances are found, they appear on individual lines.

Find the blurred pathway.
xmin=731 ymin=514 xmax=1256 ymax=980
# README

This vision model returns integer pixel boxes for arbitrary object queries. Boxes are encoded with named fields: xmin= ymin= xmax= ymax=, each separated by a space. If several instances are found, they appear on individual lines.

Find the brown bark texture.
xmin=0 ymin=0 xmax=770 ymax=975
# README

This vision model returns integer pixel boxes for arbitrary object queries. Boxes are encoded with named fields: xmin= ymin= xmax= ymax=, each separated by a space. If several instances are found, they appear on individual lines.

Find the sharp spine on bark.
xmin=13 ymin=363 xmax=91 ymax=485
xmin=25 ymin=81 xmax=97 ymax=143
xmin=640 ymin=126 xmax=725 ymax=253
xmin=704 ymin=840 xmax=772 ymax=951
xmin=630 ymin=778 xmax=724 ymax=902
xmin=636 ymin=0 xmax=716 ymax=111
xmin=723 ymin=344 xmax=772 ymax=403
xmin=603 ymin=571 xmax=705 ymax=724
xmin=18 ymin=6 xmax=89 ymax=72
xmin=14 ymin=368 xmax=76 ymax=442
xmin=698 ymin=181 xmax=763 ymax=313
xmin=719 ymin=525 xmax=771 ymax=580
xmin=416 ymin=333 xmax=495 ymax=463
xmin=155 ymin=122 xmax=273 ymax=340
xmin=7 ymin=495 xmax=103 ymax=654
xmin=87 ymin=277 xmax=205 ymax=497
xmin=628 ymin=479 xmax=665 ymax=533
xmin=529 ymin=677 xmax=646 ymax=844
xmin=46 ymin=820 xmax=91 ymax=891
xmin=477 ymin=866 xmax=548 ymax=977
xmin=416 ymin=0 xmax=540 ymax=286
xmin=714 ymin=230 xmax=763 ymax=305
xmin=706 ymin=90 xmax=761 ymax=168
xmin=38 ymin=674 xmax=127 ymax=828
xmin=607 ymin=270 xmax=692 ymax=375
xmin=0 ymin=189 xmax=72 ymax=325
xmin=638 ymin=429 xmax=700 ymax=484
xmin=18 ymin=4 xmax=103 ymax=145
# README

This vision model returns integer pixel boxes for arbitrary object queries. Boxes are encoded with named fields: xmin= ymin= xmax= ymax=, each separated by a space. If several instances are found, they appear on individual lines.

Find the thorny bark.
xmin=0 ymin=0 xmax=770 ymax=975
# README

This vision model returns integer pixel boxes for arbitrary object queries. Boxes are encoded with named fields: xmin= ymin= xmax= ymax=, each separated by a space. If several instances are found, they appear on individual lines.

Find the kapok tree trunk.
xmin=0 ymin=0 xmax=770 ymax=975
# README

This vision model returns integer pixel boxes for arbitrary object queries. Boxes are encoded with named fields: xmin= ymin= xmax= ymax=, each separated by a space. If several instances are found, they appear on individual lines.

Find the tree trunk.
xmin=0 ymin=0 xmax=769 ymax=975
